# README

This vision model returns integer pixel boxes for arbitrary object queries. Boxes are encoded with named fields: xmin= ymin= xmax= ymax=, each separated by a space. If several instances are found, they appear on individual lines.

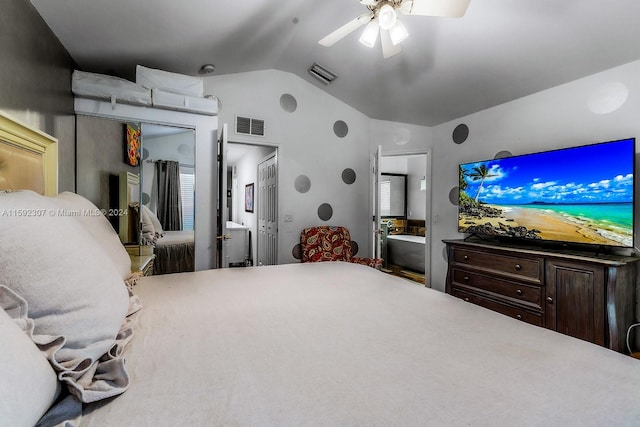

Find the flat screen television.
xmin=458 ymin=138 xmax=635 ymax=248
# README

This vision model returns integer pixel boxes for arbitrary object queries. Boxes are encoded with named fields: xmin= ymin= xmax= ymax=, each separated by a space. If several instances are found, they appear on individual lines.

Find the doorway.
xmin=224 ymin=142 xmax=278 ymax=267
xmin=373 ymin=149 xmax=431 ymax=286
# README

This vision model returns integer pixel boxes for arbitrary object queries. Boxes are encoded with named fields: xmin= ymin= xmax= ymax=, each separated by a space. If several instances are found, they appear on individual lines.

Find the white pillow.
xmin=0 ymin=287 xmax=61 ymax=427
xmin=54 ymin=192 xmax=131 ymax=280
xmin=139 ymin=204 xmax=155 ymax=235
xmin=141 ymin=204 xmax=164 ymax=236
xmin=0 ymin=190 xmax=130 ymax=402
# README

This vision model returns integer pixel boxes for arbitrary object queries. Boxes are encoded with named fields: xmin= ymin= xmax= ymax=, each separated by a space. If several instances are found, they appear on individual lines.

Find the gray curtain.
xmin=156 ymin=160 xmax=183 ymax=231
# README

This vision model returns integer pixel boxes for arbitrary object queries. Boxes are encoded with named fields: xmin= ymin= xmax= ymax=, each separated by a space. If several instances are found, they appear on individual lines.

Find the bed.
xmin=137 ymin=200 xmax=195 ymax=274
xmin=2 ymin=112 xmax=640 ymax=426
xmin=151 ymin=230 xmax=195 ymax=274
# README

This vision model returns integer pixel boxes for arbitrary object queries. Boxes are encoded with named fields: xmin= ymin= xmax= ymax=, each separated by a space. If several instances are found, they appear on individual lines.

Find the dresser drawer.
xmin=451 ymin=269 xmax=542 ymax=309
xmin=452 ymin=288 xmax=543 ymax=327
xmin=452 ymin=247 xmax=542 ymax=284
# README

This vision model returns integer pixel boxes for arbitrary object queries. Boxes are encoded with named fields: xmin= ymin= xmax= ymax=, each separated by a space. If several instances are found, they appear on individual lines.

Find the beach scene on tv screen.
xmin=458 ymin=139 xmax=634 ymax=247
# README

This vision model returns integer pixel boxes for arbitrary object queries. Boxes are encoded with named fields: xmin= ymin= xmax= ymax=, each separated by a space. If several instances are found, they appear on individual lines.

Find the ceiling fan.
xmin=319 ymin=0 xmax=471 ymax=59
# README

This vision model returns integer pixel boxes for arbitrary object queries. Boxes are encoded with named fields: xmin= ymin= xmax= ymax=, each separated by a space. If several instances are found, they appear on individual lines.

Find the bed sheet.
xmin=81 ymin=262 xmax=640 ymax=426
xmin=153 ymin=231 xmax=194 ymax=274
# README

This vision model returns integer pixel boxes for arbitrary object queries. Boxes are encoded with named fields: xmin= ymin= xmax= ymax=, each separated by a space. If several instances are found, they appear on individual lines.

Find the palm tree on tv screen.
xmin=468 ymin=165 xmax=497 ymax=202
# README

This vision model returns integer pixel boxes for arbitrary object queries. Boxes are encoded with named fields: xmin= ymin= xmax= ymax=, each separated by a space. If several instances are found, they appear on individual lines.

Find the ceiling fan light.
xmin=378 ymin=4 xmax=397 ymax=30
xmin=359 ymin=20 xmax=380 ymax=48
xmin=389 ymin=20 xmax=409 ymax=45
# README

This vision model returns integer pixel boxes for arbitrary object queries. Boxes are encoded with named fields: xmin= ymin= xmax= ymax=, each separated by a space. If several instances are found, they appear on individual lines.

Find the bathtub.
xmin=386 ymin=234 xmax=425 ymax=273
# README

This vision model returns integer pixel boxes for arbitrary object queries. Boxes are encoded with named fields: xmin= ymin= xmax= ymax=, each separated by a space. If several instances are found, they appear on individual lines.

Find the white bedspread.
xmin=156 ymin=230 xmax=194 ymax=247
xmin=81 ymin=262 xmax=640 ymax=426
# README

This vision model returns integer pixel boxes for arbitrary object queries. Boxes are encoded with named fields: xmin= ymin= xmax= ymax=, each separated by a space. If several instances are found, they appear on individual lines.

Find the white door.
xmin=217 ymin=123 xmax=230 ymax=268
xmin=257 ymin=153 xmax=277 ymax=266
xmin=372 ymin=145 xmax=382 ymax=259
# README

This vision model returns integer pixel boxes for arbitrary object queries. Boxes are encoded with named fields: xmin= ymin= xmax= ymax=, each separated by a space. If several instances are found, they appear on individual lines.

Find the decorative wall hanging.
xmin=245 ymin=183 xmax=254 ymax=212
xmin=125 ymin=123 xmax=141 ymax=166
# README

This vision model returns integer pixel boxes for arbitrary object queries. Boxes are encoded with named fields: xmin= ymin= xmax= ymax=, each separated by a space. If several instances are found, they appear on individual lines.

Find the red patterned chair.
xmin=300 ymin=226 xmax=383 ymax=269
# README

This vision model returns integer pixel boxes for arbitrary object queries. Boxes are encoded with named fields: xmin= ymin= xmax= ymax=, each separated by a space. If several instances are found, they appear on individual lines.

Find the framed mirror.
xmin=380 ymin=173 xmax=407 ymax=218
xmin=75 ymin=116 xmax=197 ymax=274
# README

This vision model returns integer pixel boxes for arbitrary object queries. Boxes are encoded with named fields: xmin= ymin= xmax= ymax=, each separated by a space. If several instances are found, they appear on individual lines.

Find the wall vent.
xmin=235 ymin=116 xmax=265 ymax=137
xmin=308 ymin=62 xmax=337 ymax=85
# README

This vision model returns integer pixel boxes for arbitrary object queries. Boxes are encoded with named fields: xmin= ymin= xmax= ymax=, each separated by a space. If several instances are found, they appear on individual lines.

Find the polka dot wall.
xmin=282 ymin=92 xmax=363 ymax=259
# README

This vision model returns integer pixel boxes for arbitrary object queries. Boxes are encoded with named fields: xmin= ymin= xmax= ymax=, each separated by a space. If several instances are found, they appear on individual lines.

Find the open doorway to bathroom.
xmin=378 ymin=153 xmax=430 ymax=286
xmin=226 ymin=142 xmax=278 ymax=267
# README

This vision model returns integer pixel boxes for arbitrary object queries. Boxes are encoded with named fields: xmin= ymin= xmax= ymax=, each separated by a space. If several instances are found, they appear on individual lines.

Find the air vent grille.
xmin=235 ymin=116 xmax=265 ymax=137
xmin=308 ymin=62 xmax=337 ymax=85
xmin=251 ymin=119 xmax=264 ymax=136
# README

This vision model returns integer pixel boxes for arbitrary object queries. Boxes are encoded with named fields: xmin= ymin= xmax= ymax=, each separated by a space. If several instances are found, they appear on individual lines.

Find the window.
xmin=380 ymin=173 xmax=407 ymax=218
xmin=381 ymin=180 xmax=391 ymax=217
xmin=180 ymin=171 xmax=195 ymax=230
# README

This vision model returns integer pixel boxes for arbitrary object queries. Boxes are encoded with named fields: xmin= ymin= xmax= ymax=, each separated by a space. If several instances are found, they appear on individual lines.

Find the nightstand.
xmin=125 ymin=245 xmax=155 ymax=276
xmin=130 ymin=254 xmax=155 ymax=276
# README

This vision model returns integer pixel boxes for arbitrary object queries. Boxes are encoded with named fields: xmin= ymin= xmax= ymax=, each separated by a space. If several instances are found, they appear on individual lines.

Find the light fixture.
xmin=199 ymin=64 xmax=215 ymax=75
xmin=359 ymin=19 xmax=380 ymax=48
xmin=377 ymin=4 xmax=397 ymax=30
xmin=389 ymin=20 xmax=409 ymax=45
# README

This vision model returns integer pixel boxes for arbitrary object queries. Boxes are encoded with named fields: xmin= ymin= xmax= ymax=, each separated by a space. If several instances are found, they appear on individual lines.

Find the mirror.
xmin=140 ymin=123 xmax=196 ymax=274
xmin=381 ymin=173 xmax=407 ymax=218
xmin=75 ymin=116 xmax=197 ymax=274
xmin=76 ymin=115 xmax=141 ymax=237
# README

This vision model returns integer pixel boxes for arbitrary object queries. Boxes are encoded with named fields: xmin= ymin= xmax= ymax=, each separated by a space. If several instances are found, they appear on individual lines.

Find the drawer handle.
xmin=546 ymin=296 xmax=554 ymax=304
xmin=515 ymin=264 xmax=522 ymax=271
xmin=464 ymin=276 xmax=470 ymax=282
xmin=464 ymin=297 xmax=470 ymax=302
xmin=516 ymin=314 xmax=523 ymax=320
xmin=463 ymin=255 xmax=469 ymax=261
xmin=516 ymin=289 xmax=523 ymax=296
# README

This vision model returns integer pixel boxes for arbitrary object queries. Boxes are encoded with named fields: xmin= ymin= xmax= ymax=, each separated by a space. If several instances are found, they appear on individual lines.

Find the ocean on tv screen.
xmin=458 ymin=139 xmax=634 ymax=247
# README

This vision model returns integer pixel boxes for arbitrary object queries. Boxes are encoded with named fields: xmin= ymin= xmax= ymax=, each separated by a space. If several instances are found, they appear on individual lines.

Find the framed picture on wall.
xmin=245 ymin=183 xmax=254 ymax=212
xmin=125 ymin=123 xmax=141 ymax=166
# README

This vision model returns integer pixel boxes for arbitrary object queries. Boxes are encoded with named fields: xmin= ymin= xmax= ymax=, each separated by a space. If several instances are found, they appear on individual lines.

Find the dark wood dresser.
xmin=444 ymin=239 xmax=639 ymax=352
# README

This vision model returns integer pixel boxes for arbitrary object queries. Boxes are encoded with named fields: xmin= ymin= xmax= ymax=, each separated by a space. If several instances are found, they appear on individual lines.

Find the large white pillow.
xmin=141 ymin=204 xmax=164 ymax=236
xmin=139 ymin=204 xmax=155 ymax=235
xmin=54 ymin=192 xmax=131 ymax=280
xmin=0 ymin=190 xmax=130 ymax=402
xmin=0 ymin=288 xmax=61 ymax=427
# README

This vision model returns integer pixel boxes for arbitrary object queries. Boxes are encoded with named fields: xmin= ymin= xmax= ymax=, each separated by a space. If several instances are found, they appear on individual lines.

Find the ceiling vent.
xmin=235 ymin=116 xmax=265 ymax=137
xmin=308 ymin=62 xmax=337 ymax=85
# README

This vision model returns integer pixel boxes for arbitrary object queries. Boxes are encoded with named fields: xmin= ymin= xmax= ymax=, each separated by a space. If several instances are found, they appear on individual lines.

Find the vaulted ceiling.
xmin=31 ymin=0 xmax=640 ymax=126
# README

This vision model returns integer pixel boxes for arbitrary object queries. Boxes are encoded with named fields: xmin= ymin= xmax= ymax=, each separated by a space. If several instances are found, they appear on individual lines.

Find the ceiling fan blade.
xmin=400 ymin=0 xmax=471 ymax=17
xmin=319 ymin=13 xmax=374 ymax=47
xmin=380 ymin=29 xmax=402 ymax=59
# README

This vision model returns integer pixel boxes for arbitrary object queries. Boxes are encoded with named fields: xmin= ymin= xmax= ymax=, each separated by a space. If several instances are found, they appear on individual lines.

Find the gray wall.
xmin=0 ymin=0 xmax=76 ymax=192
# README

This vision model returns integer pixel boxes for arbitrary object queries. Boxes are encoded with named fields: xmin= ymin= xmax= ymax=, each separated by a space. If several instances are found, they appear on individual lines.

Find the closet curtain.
xmin=156 ymin=160 xmax=183 ymax=231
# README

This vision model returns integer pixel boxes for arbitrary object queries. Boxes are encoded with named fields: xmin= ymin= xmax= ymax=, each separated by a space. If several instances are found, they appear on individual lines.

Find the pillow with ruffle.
xmin=0 ymin=190 xmax=130 ymax=404
xmin=0 ymin=287 xmax=61 ymax=427
xmin=141 ymin=204 xmax=164 ymax=237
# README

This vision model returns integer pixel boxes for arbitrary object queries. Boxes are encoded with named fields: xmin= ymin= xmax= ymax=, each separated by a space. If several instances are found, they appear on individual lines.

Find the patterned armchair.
xmin=300 ymin=226 xmax=383 ymax=269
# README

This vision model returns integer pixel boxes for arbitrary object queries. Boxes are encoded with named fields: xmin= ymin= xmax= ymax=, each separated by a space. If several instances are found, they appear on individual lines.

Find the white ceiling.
xmin=30 ymin=0 xmax=640 ymax=126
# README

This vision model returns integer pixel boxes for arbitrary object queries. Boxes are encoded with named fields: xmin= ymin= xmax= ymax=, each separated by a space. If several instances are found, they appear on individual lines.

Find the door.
xmin=372 ymin=145 xmax=382 ymax=259
xmin=257 ymin=153 xmax=277 ymax=266
xmin=217 ymin=123 xmax=230 ymax=268
xmin=545 ymin=260 xmax=605 ymax=346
